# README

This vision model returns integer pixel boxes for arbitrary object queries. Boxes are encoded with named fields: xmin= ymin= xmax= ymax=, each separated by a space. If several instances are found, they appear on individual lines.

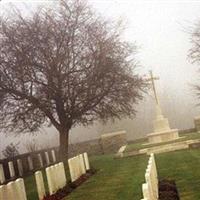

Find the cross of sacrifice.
xmin=146 ymin=70 xmax=160 ymax=105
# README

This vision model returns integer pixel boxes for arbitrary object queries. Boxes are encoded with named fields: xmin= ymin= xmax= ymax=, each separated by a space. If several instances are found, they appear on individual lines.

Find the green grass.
xmin=24 ymin=133 xmax=200 ymax=200
xmin=126 ymin=131 xmax=200 ymax=152
xmin=156 ymin=149 xmax=200 ymax=200
xmin=64 ymin=155 xmax=148 ymax=200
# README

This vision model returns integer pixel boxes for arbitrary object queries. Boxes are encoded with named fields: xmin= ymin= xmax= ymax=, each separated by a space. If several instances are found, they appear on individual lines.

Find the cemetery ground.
xmin=24 ymin=137 xmax=200 ymax=200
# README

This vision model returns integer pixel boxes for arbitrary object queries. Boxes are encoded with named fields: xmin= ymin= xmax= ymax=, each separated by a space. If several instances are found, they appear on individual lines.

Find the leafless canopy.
xmin=0 ymin=0 xmax=146 ymax=156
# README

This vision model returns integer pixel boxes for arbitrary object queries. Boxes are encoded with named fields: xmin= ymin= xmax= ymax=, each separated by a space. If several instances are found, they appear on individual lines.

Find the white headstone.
xmin=68 ymin=158 xmax=76 ymax=182
xmin=46 ymin=166 xmax=56 ymax=195
xmin=6 ymin=181 xmax=16 ymax=200
xmin=27 ymin=156 xmax=34 ymax=171
xmin=83 ymin=152 xmax=90 ymax=171
xmin=0 ymin=164 xmax=5 ymax=184
xmin=17 ymin=159 xmax=23 ymax=176
xmin=35 ymin=171 xmax=46 ymax=200
xmin=51 ymin=150 xmax=56 ymax=163
xmin=38 ymin=154 xmax=43 ymax=168
xmin=8 ymin=161 xmax=15 ymax=178
xmin=79 ymin=154 xmax=86 ymax=174
xmin=58 ymin=162 xmax=67 ymax=188
xmin=0 ymin=185 xmax=7 ymax=200
xmin=45 ymin=152 xmax=50 ymax=166
xmin=142 ymin=183 xmax=150 ymax=199
xmin=15 ymin=178 xmax=27 ymax=200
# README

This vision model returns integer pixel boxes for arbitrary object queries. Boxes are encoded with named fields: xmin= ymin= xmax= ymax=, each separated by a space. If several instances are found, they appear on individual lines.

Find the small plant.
xmin=2 ymin=142 xmax=20 ymax=158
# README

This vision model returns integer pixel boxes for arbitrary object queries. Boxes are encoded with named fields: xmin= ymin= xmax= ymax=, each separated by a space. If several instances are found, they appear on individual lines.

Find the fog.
xmin=1 ymin=0 xmax=200 ymax=157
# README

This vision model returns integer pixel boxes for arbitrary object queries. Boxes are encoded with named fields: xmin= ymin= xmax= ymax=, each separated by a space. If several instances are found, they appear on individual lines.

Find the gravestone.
xmin=17 ymin=159 xmax=23 ymax=176
xmin=79 ymin=154 xmax=86 ymax=174
xmin=83 ymin=152 xmax=90 ymax=171
xmin=38 ymin=153 xmax=44 ymax=168
xmin=8 ymin=161 xmax=15 ymax=178
xmin=58 ymin=162 xmax=67 ymax=189
xmin=51 ymin=150 xmax=56 ymax=163
xmin=15 ymin=178 xmax=27 ymax=200
xmin=46 ymin=166 xmax=55 ymax=195
xmin=35 ymin=171 xmax=46 ymax=200
xmin=194 ymin=116 xmax=200 ymax=131
xmin=45 ymin=152 xmax=50 ymax=166
xmin=68 ymin=157 xmax=76 ymax=182
xmin=100 ymin=131 xmax=127 ymax=154
xmin=6 ymin=181 xmax=16 ymax=200
xmin=27 ymin=156 xmax=34 ymax=171
xmin=0 ymin=164 xmax=5 ymax=183
xmin=0 ymin=185 xmax=7 ymax=199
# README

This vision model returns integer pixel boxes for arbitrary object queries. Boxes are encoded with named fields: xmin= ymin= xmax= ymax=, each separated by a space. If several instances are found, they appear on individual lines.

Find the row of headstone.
xmin=0 ymin=178 xmax=27 ymax=200
xmin=0 ymin=149 xmax=57 ymax=183
xmin=141 ymin=153 xmax=158 ymax=200
xmin=68 ymin=152 xmax=90 ymax=182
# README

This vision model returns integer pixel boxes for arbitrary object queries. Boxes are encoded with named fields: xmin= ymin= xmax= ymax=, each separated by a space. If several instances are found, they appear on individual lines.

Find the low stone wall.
xmin=100 ymin=131 xmax=127 ymax=154
xmin=68 ymin=139 xmax=103 ymax=157
xmin=194 ymin=116 xmax=200 ymax=131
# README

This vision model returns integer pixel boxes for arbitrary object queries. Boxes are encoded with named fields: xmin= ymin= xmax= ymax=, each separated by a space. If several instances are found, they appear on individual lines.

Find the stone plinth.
xmin=147 ymin=105 xmax=179 ymax=144
xmin=100 ymin=131 xmax=127 ymax=154
xmin=194 ymin=116 xmax=200 ymax=131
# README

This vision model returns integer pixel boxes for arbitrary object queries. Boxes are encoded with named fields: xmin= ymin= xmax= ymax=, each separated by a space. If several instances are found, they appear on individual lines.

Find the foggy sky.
xmin=1 ymin=0 xmax=200 ymax=157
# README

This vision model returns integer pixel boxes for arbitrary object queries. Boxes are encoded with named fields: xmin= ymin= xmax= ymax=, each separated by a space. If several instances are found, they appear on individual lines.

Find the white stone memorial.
xmin=0 ymin=164 xmax=5 ymax=184
xmin=83 ymin=152 xmax=90 ymax=171
xmin=28 ymin=156 xmax=34 ymax=171
xmin=38 ymin=153 xmax=44 ymax=168
xmin=58 ymin=162 xmax=67 ymax=189
xmin=35 ymin=171 xmax=46 ymax=200
xmin=141 ymin=153 xmax=158 ymax=200
xmin=45 ymin=152 xmax=50 ymax=166
xmin=8 ymin=161 xmax=15 ymax=178
xmin=0 ymin=185 xmax=7 ymax=200
xmin=146 ymin=71 xmax=179 ymax=144
xmin=46 ymin=166 xmax=55 ymax=195
xmin=17 ymin=159 xmax=23 ymax=176
xmin=6 ymin=181 xmax=16 ymax=200
xmin=51 ymin=150 xmax=56 ymax=163
xmin=79 ymin=154 xmax=86 ymax=174
xmin=15 ymin=178 xmax=27 ymax=200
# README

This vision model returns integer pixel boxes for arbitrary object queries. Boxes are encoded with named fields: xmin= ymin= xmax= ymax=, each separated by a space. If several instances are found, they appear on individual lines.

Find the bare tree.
xmin=25 ymin=139 xmax=39 ymax=152
xmin=0 ymin=0 xmax=147 ymax=159
xmin=189 ymin=22 xmax=200 ymax=97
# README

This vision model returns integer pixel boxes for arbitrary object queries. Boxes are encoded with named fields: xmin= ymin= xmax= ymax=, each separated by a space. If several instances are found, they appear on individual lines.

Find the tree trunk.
xmin=59 ymin=129 xmax=69 ymax=161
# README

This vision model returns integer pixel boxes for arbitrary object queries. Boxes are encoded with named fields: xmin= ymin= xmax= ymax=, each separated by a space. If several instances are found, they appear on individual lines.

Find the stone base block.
xmin=147 ymin=129 xmax=179 ymax=144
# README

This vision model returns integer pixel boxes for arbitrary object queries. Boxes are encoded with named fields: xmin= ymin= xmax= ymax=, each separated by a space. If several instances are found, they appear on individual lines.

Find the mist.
xmin=1 ymin=0 xmax=200 ymax=157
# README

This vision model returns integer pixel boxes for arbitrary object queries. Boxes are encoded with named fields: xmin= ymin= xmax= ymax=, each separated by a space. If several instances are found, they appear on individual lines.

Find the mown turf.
xmin=25 ymin=140 xmax=200 ymax=200
xmin=157 ymin=149 xmax=200 ymax=200
xmin=64 ymin=155 xmax=148 ymax=200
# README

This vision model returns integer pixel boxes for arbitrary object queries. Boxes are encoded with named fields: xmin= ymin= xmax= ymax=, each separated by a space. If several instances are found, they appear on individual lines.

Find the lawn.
xmin=25 ymin=148 xmax=200 ymax=200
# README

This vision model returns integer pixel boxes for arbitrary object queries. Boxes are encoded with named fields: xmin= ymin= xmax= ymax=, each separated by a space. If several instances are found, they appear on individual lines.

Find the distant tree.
xmin=189 ymin=22 xmax=200 ymax=98
xmin=0 ymin=0 xmax=147 ymax=159
xmin=2 ymin=142 xmax=20 ymax=158
xmin=25 ymin=139 xmax=38 ymax=152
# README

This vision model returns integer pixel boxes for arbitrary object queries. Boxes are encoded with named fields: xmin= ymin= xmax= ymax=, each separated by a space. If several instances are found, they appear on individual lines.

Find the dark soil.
xmin=43 ymin=168 xmax=97 ymax=200
xmin=159 ymin=179 xmax=180 ymax=200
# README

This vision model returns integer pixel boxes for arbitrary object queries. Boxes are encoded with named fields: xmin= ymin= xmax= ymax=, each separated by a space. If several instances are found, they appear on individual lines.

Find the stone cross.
xmin=146 ymin=70 xmax=160 ymax=105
